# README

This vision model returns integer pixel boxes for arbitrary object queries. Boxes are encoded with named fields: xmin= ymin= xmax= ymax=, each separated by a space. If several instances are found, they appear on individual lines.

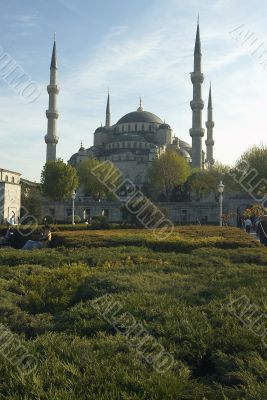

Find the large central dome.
xmin=117 ymin=110 xmax=163 ymax=125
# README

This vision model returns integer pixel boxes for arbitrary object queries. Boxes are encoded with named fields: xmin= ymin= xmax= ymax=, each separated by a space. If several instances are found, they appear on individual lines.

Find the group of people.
xmin=0 ymin=224 xmax=15 ymax=247
xmin=243 ymin=215 xmax=267 ymax=246
xmin=22 ymin=226 xmax=52 ymax=250
xmin=0 ymin=225 xmax=52 ymax=250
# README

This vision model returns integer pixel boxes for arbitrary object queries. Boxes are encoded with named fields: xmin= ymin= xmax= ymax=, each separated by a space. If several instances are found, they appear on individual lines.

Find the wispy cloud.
xmin=6 ymin=14 xmax=37 ymax=28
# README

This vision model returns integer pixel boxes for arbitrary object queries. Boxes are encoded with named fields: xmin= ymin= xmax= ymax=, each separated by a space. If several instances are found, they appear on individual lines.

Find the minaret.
xmin=189 ymin=19 xmax=205 ymax=169
xmin=205 ymin=83 xmax=215 ymax=165
xmin=45 ymin=34 xmax=59 ymax=163
xmin=105 ymin=90 xmax=111 ymax=127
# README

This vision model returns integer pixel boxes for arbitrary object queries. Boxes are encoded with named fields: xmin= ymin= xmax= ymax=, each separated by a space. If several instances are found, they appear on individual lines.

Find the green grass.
xmin=0 ymin=226 xmax=266 ymax=399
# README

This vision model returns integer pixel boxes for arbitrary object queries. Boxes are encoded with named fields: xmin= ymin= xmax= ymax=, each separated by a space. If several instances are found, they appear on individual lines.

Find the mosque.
xmin=44 ymin=21 xmax=215 ymax=188
xmin=0 ymin=22 xmax=253 ymax=226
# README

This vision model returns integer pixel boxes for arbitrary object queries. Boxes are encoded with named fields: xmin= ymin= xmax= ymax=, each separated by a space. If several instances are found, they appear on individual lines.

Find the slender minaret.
xmin=205 ymin=83 xmax=215 ymax=166
xmin=189 ymin=19 xmax=205 ymax=169
xmin=105 ymin=90 xmax=111 ymax=127
xmin=45 ymin=34 xmax=59 ymax=162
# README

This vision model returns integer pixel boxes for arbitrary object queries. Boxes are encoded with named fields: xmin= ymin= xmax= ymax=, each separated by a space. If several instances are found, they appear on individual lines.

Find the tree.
xmin=187 ymin=163 xmax=236 ymax=201
xmin=243 ymin=204 xmax=265 ymax=219
xmin=41 ymin=159 xmax=79 ymax=201
xmin=78 ymin=159 xmax=121 ymax=200
xmin=234 ymin=145 xmax=267 ymax=201
xmin=148 ymin=151 xmax=190 ymax=201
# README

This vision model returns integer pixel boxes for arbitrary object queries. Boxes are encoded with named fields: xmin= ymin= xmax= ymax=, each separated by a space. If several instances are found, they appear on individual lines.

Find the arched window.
xmin=12 ymin=177 xmax=15 ymax=183
xmin=128 ymin=124 xmax=131 ymax=131
xmin=5 ymin=175 xmax=8 ymax=182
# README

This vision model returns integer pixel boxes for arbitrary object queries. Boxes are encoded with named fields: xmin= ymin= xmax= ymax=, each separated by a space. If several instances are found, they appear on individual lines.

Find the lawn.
xmin=0 ymin=226 xmax=266 ymax=399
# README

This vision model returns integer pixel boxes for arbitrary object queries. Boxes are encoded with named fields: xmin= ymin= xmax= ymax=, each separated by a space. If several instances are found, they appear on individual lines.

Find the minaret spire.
xmin=205 ymin=82 xmax=215 ymax=166
xmin=190 ymin=18 xmax=205 ymax=169
xmin=105 ymin=90 xmax=111 ymax=127
xmin=45 ymin=34 xmax=59 ymax=162
xmin=50 ymin=33 xmax=57 ymax=69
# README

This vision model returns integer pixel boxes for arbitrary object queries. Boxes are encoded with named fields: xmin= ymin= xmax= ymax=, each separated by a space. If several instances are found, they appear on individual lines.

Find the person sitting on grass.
xmin=22 ymin=226 xmax=52 ymax=250
xmin=257 ymin=216 xmax=267 ymax=246
xmin=0 ymin=225 xmax=15 ymax=247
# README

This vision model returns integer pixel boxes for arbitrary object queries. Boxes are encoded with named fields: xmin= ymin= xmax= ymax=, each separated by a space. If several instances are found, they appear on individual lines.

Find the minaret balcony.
xmin=46 ymin=110 xmax=59 ymax=119
xmin=44 ymin=134 xmax=59 ymax=144
xmin=205 ymin=121 xmax=215 ymax=128
xmin=190 ymin=100 xmax=204 ymax=110
xmin=47 ymin=84 xmax=59 ymax=94
xmin=205 ymin=139 xmax=215 ymax=146
xmin=190 ymin=128 xmax=205 ymax=138
xmin=190 ymin=72 xmax=204 ymax=84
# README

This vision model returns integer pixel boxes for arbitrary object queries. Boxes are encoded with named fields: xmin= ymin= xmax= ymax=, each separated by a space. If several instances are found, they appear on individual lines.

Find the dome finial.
xmin=79 ymin=141 xmax=85 ymax=152
xmin=137 ymin=96 xmax=143 ymax=111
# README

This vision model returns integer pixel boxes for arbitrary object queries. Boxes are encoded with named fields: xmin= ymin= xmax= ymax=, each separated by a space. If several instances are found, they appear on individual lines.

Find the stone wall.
xmin=42 ymin=196 xmax=254 ymax=226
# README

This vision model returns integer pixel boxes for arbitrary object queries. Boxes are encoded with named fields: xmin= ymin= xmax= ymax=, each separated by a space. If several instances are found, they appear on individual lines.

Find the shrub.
xmin=65 ymin=215 xmax=81 ymax=224
xmin=90 ymin=216 xmax=110 ymax=230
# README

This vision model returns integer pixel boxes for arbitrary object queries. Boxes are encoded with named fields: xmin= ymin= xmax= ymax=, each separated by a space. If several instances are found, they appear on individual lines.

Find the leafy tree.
xmin=187 ymin=163 xmax=236 ymax=201
xmin=243 ymin=204 xmax=265 ymax=219
xmin=78 ymin=159 xmax=121 ymax=200
xmin=233 ymin=145 xmax=267 ymax=201
xmin=148 ymin=151 xmax=190 ymax=201
xmin=41 ymin=159 xmax=79 ymax=201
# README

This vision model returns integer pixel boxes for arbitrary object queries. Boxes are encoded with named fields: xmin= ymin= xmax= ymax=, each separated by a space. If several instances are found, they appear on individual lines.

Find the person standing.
xmin=244 ymin=218 xmax=252 ymax=234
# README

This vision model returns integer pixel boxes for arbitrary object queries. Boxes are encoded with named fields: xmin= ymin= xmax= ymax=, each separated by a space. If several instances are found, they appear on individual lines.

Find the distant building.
xmin=0 ymin=168 xmax=21 ymax=224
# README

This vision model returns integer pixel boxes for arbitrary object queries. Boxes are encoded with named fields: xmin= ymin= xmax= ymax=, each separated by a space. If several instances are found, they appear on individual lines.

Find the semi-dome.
xmin=159 ymin=123 xmax=171 ymax=129
xmin=95 ymin=126 xmax=106 ymax=133
xmin=117 ymin=110 xmax=163 ymax=125
xmin=178 ymin=148 xmax=191 ymax=158
xmin=179 ymin=139 xmax=191 ymax=149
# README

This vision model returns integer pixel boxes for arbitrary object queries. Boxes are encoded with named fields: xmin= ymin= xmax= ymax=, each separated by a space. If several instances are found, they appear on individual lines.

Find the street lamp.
xmin=217 ymin=181 xmax=224 ymax=227
xmin=71 ymin=190 xmax=76 ymax=225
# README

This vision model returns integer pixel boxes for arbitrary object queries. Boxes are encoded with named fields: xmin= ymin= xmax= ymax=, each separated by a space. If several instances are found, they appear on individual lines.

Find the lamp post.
xmin=71 ymin=190 xmax=76 ymax=225
xmin=217 ymin=181 xmax=224 ymax=227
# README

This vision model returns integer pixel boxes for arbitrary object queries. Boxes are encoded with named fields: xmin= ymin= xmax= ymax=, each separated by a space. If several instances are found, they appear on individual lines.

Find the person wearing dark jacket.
xmin=257 ymin=216 xmax=267 ymax=246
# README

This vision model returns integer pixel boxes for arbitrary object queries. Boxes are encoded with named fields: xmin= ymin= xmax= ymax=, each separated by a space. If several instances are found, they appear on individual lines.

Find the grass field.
xmin=0 ymin=226 xmax=266 ymax=399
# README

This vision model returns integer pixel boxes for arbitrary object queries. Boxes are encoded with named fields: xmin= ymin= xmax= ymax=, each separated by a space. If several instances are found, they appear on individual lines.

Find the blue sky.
xmin=1 ymin=0 xmax=267 ymax=180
